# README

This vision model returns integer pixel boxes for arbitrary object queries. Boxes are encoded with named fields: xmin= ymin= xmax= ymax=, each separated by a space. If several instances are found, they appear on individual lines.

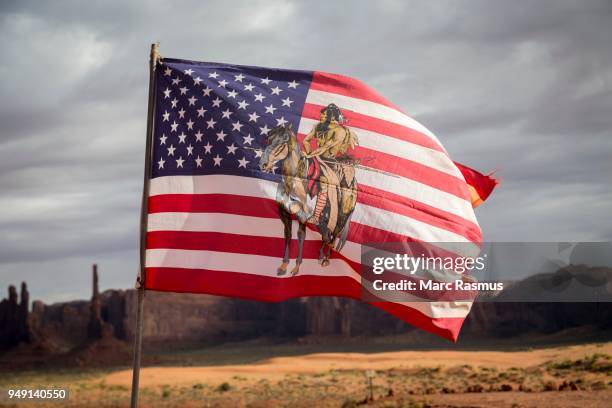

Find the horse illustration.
xmin=259 ymin=124 xmax=357 ymax=276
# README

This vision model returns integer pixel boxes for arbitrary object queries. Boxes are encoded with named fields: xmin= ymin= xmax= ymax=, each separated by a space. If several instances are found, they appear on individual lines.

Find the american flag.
xmin=143 ymin=57 xmax=495 ymax=341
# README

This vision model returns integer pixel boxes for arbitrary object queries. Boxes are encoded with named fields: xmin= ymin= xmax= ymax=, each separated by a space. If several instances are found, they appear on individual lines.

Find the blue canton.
xmin=151 ymin=58 xmax=313 ymax=181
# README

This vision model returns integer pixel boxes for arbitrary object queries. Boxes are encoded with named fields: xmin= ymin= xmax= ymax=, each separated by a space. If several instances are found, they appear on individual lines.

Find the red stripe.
xmin=146 ymin=230 xmax=361 ymax=271
xmin=311 ymin=71 xmax=404 ymax=112
xmin=148 ymin=193 xmax=481 ymax=243
xmin=296 ymin=132 xmax=471 ymax=201
xmin=148 ymin=193 xmax=279 ymax=218
xmin=345 ymin=222 xmax=466 ymax=259
xmin=302 ymin=103 xmax=444 ymax=153
xmin=144 ymin=267 xmax=463 ymax=341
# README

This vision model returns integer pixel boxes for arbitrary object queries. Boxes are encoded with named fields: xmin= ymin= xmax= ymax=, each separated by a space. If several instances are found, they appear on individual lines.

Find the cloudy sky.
xmin=1 ymin=0 xmax=611 ymax=303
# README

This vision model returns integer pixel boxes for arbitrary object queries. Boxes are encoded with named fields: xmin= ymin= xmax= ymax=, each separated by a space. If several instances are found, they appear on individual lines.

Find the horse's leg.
xmin=321 ymin=241 xmax=332 ymax=267
xmin=319 ymin=242 xmax=331 ymax=267
xmin=291 ymin=222 xmax=306 ymax=276
xmin=277 ymin=207 xmax=291 ymax=276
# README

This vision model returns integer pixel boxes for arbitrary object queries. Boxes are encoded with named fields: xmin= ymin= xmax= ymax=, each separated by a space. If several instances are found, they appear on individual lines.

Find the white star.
xmin=218 ymin=79 xmax=228 ymax=88
xmin=234 ymin=73 xmax=245 ymax=82
xmin=197 ymin=107 xmax=206 ymax=117
xmin=170 ymin=121 xmax=178 ymax=132
xmin=203 ymin=142 xmax=213 ymax=154
xmin=227 ymin=89 xmax=238 ymax=98
xmin=179 ymin=86 xmax=188 ymax=95
xmin=202 ymin=86 xmax=212 ymax=97
xmin=167 ymin=144 xmax=176 ymax=156
xmin=265 ymin=104 xmax=277 ymax=114
xmin=159 ymin=134 xmax=168 ymax=145
xmin=193 ymin=76 xmax=203 ymax=85
xmin=176 ymin=156 xmax=185 ymax=168
xmin=206 ymin=118 xmax=217 ymax=129
xmin=237 ymin=157 xmax=249 ymax=168
xmin=186 ymin=119 xmax=194 ymax=130
xmin=171 ymin=98 xmax=179 ymax=108
xmin=163 ymin=67 xmax=172 ymax=76
xmin=276 ymin=116 xmax=288 ymax=126
xmin=248 ymin=111 xmax=260 ymax=122
xmin=212 ymin=97 xmax=222 ymax=107
xmin=184 ymin=69 xmax=194 ymax=75
xmin=172 ymin=77 xmax=182 ymax=86
xmin=259 ymin=124 xmax=271 ymax=135
xmin=194 ymin=130 xmax=204 ymax=142
xmin=270 ymin=86 xmax=282 ymax=95
xmin=178 ymin=108 xmax=186 ymax=119
xmin=237 ymin=100 xmax=249 ymax=110
xmin=243 ymin=134 xmax=254 ymax=145
xmin=158 ymin=157 xmax=165 ymax=169
xmin=195 ymin=156 xmax=203 ymax=167
xmin=213 ymin=154 xmax=223 ymax=166
xmin=232 ymin=121 xmax=243 ymax=132
xmin=287 ymin=80 xmax=299 ymax=89
xmin=227 ymin=143 xmax=238 ymax=154
xmin=187 ymin=144 xmax=194 ymax=155
xmin=178 ymin=132 xmax=187 ymax=144
xmin=162 ymin=110 xmax=170 ymax=121
xmin=254 ymin=149 xmax=263 ymax=158
xmin=260 ymin=77 xmax=272 ymax=85
xmin=281 ymin=97 xmax=294 ymax=107
xmin=216 ymin=129 xmax=227 ymax=141
xmin=208 ymin=71 xmax=219 ymax=79
xmin=163 ymin=87 xmax=171 ymax=98
xmin=188 ymin=96 xmax=197 ymax=106
xmin=221 ymin=109 xmax=232 ymax=119
xmin=254 ymin=93 xmax=265 ymax=102
xmin=244 ymin=83 xmax=255 ymax=92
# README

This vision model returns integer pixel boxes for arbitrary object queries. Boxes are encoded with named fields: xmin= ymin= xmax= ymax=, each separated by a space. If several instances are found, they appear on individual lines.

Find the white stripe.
xmin=145 ymin=248 xmax=469 ymax=319
xmin=150 ymin=171 xmax=477 ymax=226
xmin=354 ymin=167 xmax=477 ymax=225
xmin=148 ymin=175 xmax=479 ymax=246
xmin=306 ymin=89 xmax=446 ymax=152
xmin=298 ymin=117 xmax=462 ymax=179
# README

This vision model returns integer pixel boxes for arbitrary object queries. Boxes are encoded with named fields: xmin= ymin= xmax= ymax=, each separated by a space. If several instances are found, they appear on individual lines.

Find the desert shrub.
xmin=217 ymin=382 xmax=231 ymax=392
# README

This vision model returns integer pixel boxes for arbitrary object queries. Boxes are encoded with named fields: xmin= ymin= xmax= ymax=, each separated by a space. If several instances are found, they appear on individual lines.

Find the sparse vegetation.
xmin=1 ymin=343 xmax=611 ymax=407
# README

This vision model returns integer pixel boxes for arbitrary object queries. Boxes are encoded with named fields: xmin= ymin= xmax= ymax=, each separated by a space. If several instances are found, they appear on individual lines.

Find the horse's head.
xmin=259 ymin=124 xmax=295 ymax=173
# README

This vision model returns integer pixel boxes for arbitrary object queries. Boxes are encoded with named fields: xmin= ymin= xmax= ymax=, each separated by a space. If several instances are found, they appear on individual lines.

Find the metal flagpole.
xmin=130 ymin=42 xmax=160 ymax=408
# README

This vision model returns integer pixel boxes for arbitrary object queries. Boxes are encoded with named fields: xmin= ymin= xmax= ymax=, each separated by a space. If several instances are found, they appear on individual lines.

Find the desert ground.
xmin=1 ymin=341 xmax=610 ymax=407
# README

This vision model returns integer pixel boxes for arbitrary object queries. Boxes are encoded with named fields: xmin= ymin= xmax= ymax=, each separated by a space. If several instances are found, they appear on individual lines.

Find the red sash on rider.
xmin=307 ymin=158 xmax=321 ymax=197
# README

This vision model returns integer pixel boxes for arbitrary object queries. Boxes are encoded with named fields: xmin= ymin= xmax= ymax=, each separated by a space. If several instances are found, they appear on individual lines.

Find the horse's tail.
xmin=335 ymin=210 xmax=353 ymax=252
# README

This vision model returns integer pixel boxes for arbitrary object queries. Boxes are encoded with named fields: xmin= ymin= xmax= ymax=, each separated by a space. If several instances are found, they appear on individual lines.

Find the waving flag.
xmin=143 ymin=57 xmax=497 ymax=341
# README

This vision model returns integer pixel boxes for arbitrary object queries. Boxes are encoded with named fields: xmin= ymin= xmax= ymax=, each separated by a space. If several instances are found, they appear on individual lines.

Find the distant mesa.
xmin=0 ymin=263 xmax=611 ymax=368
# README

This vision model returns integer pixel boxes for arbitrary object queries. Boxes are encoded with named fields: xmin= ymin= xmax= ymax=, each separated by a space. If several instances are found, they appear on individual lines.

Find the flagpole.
xmin=130 ymin=42 xmax=160 ymax=408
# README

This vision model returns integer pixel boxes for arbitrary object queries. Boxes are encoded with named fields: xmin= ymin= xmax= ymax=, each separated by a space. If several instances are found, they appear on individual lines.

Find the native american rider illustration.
xmin=259 ymin=104 xmax=359 ymax=276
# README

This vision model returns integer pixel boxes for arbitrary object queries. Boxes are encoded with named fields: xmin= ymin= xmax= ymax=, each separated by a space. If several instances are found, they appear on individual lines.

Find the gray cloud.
xmin=1 ymin=0 xmax=611 ymax=302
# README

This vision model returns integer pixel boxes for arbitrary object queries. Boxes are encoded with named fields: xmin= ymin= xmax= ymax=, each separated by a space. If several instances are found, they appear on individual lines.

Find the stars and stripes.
xmin=145 ymin=58 xmax=496 ymax=341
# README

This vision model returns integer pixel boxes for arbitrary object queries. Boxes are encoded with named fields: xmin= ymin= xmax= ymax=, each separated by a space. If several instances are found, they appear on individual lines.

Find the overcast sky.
xmin=1 ymin=0 xmax=611 ymax=304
